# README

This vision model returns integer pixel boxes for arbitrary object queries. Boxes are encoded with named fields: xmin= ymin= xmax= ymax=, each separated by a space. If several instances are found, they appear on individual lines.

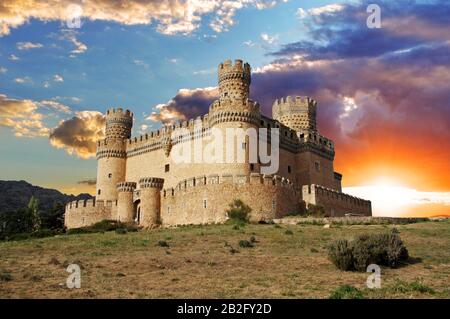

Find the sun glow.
xmin=343 ymin=177 xmax=450 ymax=217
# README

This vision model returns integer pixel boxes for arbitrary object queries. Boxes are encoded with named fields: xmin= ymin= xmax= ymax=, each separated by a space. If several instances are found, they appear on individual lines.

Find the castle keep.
xmin=65 ymin=59 xmax=371 ymax=229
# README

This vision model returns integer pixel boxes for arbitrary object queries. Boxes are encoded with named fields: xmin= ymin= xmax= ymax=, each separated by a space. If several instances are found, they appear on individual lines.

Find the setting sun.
xmin=344 ymin=177 xmax=450 ymax=217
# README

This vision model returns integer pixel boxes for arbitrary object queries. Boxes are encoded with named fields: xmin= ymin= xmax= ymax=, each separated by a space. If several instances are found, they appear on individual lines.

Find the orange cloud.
xmin=0 ymin=94 xmax=51 ymax=137
xmin=0 ymin=0 xmax=284 ymax=36
xmin=49 ymin=111 xmax=105 ymax=159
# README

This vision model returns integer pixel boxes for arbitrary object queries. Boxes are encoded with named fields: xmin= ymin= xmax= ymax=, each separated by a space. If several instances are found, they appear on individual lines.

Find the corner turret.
xmin=272 ymin=96 xmax=317 ymax=133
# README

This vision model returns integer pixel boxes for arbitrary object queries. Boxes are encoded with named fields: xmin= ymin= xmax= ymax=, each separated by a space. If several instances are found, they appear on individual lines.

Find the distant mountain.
xmin=0 ymin=180 xmax=92 ymax=213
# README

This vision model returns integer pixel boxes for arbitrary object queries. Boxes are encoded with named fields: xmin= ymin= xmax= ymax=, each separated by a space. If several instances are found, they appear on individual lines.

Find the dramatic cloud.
xmin=0 ymin=0 xmax=285 ymax=36
xmin=16 ymin=41 xmax=43 ymax=50
xmin=49 ymin=111 xmax=105 ymax=159
xmin=148 ymin=87 xmax=218 ymax=124
xmin=0 ymin=94 xmax=49 ymax=137
xmin=8 ymin=54 xmax=19 ymax=61
xmin=0 ymin=66 xmax=7 ymax=73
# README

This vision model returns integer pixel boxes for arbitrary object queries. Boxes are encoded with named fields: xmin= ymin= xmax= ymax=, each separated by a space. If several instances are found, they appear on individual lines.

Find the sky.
xmin=0 ymin=0 xmax=449 ymax=217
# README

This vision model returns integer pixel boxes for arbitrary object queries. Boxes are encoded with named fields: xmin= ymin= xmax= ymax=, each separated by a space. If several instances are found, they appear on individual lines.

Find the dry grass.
xmin=0 ymin=220 xmax=449 ymax=298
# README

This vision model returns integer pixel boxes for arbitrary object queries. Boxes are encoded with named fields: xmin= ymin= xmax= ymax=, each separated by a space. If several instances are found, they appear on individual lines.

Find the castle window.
xmin=167 ymin=206 xmax=170 ymax=214
xmin=250 ymin=163 xmax=254 ymax=171
xmin=203 ymin=199 xmax=207 ymax=209
xmin=315 ymin=161 xmax=320 ymax=172
xmin=242 ymin=142 xmax=246 ymax=149
xmin=98 ymin=189 xmax=101 ymax=195
xmin=108 ymin=173 xmax=112 ymax=178
xmin=165 ymin=164 xmax=170 ymax=172
xmin=272 ymin=199 xmax=277 ymax=212
xmin=288 ymin=165 xmax=291 ymax=173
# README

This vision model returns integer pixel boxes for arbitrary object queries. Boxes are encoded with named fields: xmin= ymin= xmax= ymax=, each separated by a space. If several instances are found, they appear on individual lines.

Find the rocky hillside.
xmin=0 ymin=180 xmax=92 ymax=213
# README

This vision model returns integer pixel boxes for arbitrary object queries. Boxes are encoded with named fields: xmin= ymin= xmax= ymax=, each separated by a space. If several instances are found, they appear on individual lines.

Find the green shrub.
xmin=66 ymin=220 xmax=138 ymax=235
xmin=226 ymin=199 xmax=252 ymax=222
xmin=115 ymin=228 xmax=127 ymax=234
xmin=409 ymin=281 xmax=435 ymax=294
xmin=328 ymin=239 xmax=354 ymax=271
xmin=239 ymin=240 xmax=253 ymax=248
xmin=329 ymin=285 xmax=364 ymax=299
xmin=307 ymin=204 xmax=326 ymax=217
xmin=328 ymin=229 xmax=409 ymax=272
xmin=285 ymin=229 xmax=293 ymax=235
xmin=250 ymin=236 xmax=257 ymax=243
xmin=158 ymin=240 xmax=169 ymax=247
xmin=391 ymin=279 xmax=434 ymax=294
xmin=0 ymin=269 xmax=12 ymax=282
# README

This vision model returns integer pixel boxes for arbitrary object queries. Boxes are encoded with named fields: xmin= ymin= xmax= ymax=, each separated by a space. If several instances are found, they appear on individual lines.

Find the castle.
xmin=65 ymin=59 xmax=371 ymax=229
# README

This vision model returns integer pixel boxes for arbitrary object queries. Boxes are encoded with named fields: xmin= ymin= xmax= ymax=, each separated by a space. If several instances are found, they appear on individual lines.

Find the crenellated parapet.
xmin=117 ymin=182 xmax=136 ymax=193
xmin=160 ymin=173 xmax=300 ymax=226
xmin=273 ymin=96 xmax=317 ymax=132
xmin=163 ymin=173 xmax=296 ymax=197
xmin=139 ymin=177 xmax=165 ymax=189
xmin=302 ymin=184 xmax=372 ymax=216
xmin=64 ymin=197 xmax=118 ymax=228
xmin=218 ymin=59 xmax=251 ymax=101
xmin=105 ymin=107 xmax=133 ymax=140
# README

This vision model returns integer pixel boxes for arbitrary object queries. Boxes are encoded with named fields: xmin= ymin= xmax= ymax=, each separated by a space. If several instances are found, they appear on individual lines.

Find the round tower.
xmin=95 ymin=108 xmax=133 ymax=201
xmin=208 ymin=59 xmax=261 ymax=176
xmin=139 ymin=177 xmax=164 ymax=228
xmin=218 ymin=59 xmax=251 ymax=101
xmin=272 ymin=96 xmax=317 ymax=133
xmin=116 ymin=182 xmax=136 ymax=223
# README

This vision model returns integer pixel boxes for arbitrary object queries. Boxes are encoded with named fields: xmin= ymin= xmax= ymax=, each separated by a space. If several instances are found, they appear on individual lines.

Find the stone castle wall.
xmin=160 ymin=173 xmax=299 ymax=226
xmin=64 ymin=199 xmax=117 ymax=228
xmin=302 ymin=184 xmax=371 ymax=217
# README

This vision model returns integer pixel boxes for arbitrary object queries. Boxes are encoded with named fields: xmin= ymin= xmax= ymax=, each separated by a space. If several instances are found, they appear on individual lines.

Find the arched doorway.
xmin=133 ymin=200 xmax=141 ymax=224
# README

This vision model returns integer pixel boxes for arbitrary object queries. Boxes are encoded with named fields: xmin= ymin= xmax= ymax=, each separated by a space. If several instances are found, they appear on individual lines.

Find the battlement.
xmin=273 ymin=96 xmax=317 ymax=108
xmin=218 ymin=59 xmax=251 ymax=77
xmin=65 ymin=198 xmax=118 ymax=210
xmin=127 ymin=115 xmax=210 ymax=147
xmin=106 ymin=107 xmax=134 ymax=118
xmin=162 ymin=173 xmax=296 ymax=197
xmin=303 ymin=184 xmax=370 ymax=206
xmin=105 ymin=107 xmax=133 ymax=139
xmin=139 ymin=177 xmax=165 ymax=189
xmin=302 ymin=184 xmax=372 ymax=216
xmin=273 ymin=96 xmax=318 ymax=132
xmin=117 ymin=182 xmax=136 ymax=192
xmin=218 ymin=59 xmax=251 ymax=101
xmin=297 ymin=131 xmax=334 ymax=150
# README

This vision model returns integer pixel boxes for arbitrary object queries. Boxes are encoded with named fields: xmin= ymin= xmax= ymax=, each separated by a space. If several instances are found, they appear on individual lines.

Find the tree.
xmin=40 ymin=202 xmax=65 ymax=230
xmin=226 ymin=199 xmax=252 ymax=222
xmin=28 ymin=196 xmax=41 ymax=231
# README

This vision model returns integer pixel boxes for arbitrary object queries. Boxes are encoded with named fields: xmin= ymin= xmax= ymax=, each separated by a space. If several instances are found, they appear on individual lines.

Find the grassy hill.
xmin=0 ymin=180 xmax=91 ymax=213
xmin=0 ymin=220 xmax=449 ymax=298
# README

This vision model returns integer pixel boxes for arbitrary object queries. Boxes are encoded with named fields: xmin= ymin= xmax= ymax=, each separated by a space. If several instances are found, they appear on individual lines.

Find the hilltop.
xmin=0 ymin=180 xmax=91 ymax=213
